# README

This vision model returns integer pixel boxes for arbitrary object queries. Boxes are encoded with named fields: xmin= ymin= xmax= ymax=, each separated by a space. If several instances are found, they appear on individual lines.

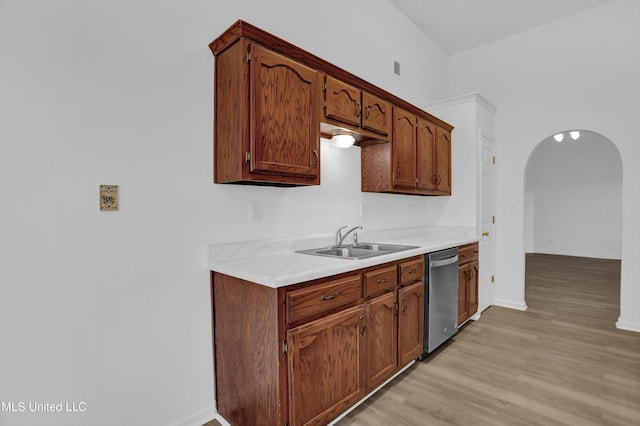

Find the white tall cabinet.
xmin=426 ymin=93 xmax=496 ymax=314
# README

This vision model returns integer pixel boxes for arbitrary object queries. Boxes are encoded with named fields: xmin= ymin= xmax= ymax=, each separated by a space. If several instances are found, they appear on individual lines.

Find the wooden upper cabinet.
xmin=416 ymin=118 xmax=437 ymax=192
xmin=392 ymin=107 xmax=417 ymax=189
xmin=322 ymin=76 xmax=390 ymax=138
xmin=210 ymin=20 xmax=452 ymax=190
xmin=250 ymin=45 xmax=320 ymax=180
xmin=361 ymin=92 xmax=390 ymax=136
xmin=434 ymin=126 xmax=452 ymax=194
xmin=212 ymin=36 xmax=320 ymax=186
xmin=324 ymin=76 xmax=361 ymax=127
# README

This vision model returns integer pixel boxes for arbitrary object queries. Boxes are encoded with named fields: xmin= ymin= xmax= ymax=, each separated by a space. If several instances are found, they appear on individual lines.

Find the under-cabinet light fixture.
xmin=554 ymin=133 xmax=565 ymax=142
xmin=331 ymin=129 xmax=355 ymax=148
xmin=570 ymin=131 xmax=580 ymax=140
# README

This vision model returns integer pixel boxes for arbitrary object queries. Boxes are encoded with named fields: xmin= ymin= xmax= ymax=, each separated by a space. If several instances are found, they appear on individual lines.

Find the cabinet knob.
xmin=482 ymin=231 xmax=490 ymax=237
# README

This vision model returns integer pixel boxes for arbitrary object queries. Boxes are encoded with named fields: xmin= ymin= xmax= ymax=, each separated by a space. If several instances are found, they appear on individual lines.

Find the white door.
xmin=479 ymin=130 xmax=495 ymax=312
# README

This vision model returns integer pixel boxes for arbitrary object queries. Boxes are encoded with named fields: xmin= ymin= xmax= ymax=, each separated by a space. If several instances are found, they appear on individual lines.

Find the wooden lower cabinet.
xmin=287 ymin=305 xmax=366 ymax=426
xmin=458 ymin=243 xmax=479 ymax=325
xmin=364 ymin=292 xmax=397 ymax=391
xmin=211 ymin=256 xmax=425 ymax=426
xmin=398 ymin=281 xmax=425 ymax=365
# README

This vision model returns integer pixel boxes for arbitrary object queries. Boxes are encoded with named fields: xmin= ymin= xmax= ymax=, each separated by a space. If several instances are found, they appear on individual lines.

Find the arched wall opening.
xmin=523 ymin=130 xmax=623 ymax=318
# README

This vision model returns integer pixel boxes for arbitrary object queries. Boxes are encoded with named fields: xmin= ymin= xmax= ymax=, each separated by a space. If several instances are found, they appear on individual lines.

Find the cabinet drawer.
xmin=364 ymin=266 xmax=398 ymax=297
xmin=458 ymin=243 xmax=479 ymax=264
xmin=286 ymin=274 xmax=362 ymax=324
xmin=399 ymin=258 xmax=424 ymax=285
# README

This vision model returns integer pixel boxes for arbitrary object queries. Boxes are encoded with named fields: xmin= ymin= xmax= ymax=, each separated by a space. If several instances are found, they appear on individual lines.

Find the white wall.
xmin=525 ymin=131 xmax=622 ymax=259
xmin=0 ymin=1 xmax=455 ymax=425
xmin=449 ymin=0 xmax=640 ymax=326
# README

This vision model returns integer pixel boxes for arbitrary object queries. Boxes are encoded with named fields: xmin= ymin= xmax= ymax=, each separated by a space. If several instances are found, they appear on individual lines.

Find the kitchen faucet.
xmin=335 ymin=225 xmax=363 ymax=247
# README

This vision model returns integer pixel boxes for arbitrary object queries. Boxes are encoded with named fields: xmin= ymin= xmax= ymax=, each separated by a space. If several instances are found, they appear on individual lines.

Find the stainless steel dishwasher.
xmin=418 ymin=247 xmax=459 ymax=359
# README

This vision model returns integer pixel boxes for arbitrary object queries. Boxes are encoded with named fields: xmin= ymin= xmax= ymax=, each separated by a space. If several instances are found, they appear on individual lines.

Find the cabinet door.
xmin=287 ymin=305 xmax=365 ymax=426
xmin=362 ymin=91 xmax=390 ymax=136
xmin=398 ymin=281 xmax=424 ymax=366
xmin=250 ymin=44 xmax=320 ymax=178
xmin=468 ymin=260 xmax=479 ymax=317
xmin=324 ymin=75 xmax=361 ymax=127
xmin=435 ymin=126 xmax=452 ymax=194
xmin=416 ymin=118 xmax=436 ymax=191
xmin=392 ymin=107 xmax=417 ymax=189
xmin=458 ymin=265 xmax=469 ymax=326
xmin=365 ymin=292 xmax=397 ymax=390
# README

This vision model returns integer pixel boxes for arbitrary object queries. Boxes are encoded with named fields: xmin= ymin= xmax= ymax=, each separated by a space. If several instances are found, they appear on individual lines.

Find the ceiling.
xmin=389 ymin=0 xmax=613 ymax=55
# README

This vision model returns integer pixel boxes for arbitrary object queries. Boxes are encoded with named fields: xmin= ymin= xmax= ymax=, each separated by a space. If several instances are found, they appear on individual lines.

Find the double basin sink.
xmin=296 ymin=243 xmax=419 ymax=260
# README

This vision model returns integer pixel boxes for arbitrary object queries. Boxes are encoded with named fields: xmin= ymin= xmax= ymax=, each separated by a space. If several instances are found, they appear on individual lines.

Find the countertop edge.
xmin=208 ymin=228 xmax=479 ymax=288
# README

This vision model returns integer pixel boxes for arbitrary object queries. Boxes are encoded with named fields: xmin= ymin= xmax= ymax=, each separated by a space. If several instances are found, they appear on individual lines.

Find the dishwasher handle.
xmin=430 ymin=255 xmax=459 ymax=268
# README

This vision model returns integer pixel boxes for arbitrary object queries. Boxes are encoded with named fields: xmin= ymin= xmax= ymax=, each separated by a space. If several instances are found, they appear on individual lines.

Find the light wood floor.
xmin=206 ymin=254 xmax=640 ymax=426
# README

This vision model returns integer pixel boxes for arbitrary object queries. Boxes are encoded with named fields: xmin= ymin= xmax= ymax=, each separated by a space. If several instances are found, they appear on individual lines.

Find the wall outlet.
xmin=360 ymin=202 xmax=369 ymax=219
xmin=249 ymin=202 xmax=262 ymax=223
xmin=99 ymin=185 xmax=119 ymax=211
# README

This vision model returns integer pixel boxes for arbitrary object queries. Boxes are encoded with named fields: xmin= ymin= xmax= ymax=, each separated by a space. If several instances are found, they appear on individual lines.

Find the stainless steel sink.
xmin=296 ymin=243 xmax=419 ymax=260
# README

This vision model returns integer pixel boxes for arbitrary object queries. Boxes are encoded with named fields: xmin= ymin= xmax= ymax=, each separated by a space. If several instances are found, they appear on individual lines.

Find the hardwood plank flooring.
xmin=205 ymin=254 xmax=640 ymax=426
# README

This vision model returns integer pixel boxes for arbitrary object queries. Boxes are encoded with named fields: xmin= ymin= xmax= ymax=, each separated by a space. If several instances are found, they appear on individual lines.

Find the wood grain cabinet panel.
xmin=398 ymin=281 xmax=424 ymax=366
xmin=361 ymin=108 xmax=452 ymax=196
xmin=361 ymin=91 xmax=390 ymax=136
xmin=399 ymin=257 xmax=424 ymax=285
xmin=287 ymin=305 xmax=366 ymax=426
xmin=211 ymin=37 xmax=320 ymax=186
xmin=364 ymin=292 xmax=398 ymax=391
xmin=392 ymin=107 xmax=418 ymax=189
xmin=434 ymin=126 xmax=452 ymax=194
xmin=458 ymin=242 xmax=479 ymax=325
xmin=364 ymin=265 xmax=398 ymax=297
xmin=210 ymin=20 xmax=453 ymax=190
xmin=286 ymin=274 xmax=362 ymax=324
xmin=322 ymin=76 xmax=390 ymax=140
xmin=250 ymin=45 xmax=320 ymax=179
xmin=324 ymin=75 xmax=361 ymax=127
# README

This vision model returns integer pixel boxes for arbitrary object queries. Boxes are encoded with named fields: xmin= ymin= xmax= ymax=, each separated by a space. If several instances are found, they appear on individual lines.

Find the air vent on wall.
xmin=394 ymin=60 xmax=401 ymax=77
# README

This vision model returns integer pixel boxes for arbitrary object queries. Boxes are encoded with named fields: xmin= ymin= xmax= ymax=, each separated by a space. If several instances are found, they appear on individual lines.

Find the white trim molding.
xmin=493 ymin=298 xmax=528 ymax=311
xmin=426 ymin=92 xmax=497 ymax=114
xmin=172 ymin=406 xmax=217 ymax=426
xmin=616 ymin=318 xmax=640 ymax=333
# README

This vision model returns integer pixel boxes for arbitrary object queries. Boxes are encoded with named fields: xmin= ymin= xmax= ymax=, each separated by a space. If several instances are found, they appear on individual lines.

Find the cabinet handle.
xmin=365 ymin=105 xmax=370 ymax=119
xmin=402 ymin=298 xmax=408 ymax=314
xmin=312 ymin=149 xmax=318 ymax=168
xmin=409 ymin=269 xmax=418 ymax=274
xmin=432 ymin=174 xmax=438 ymax=185
xmin=377 ymin=278 xmax=389 ymax=284
xmin=482 ymin=232 xmax=490 ymax=237
xmin=360 ymin=315 xmax=366 ymax=337
xmin=357 ymin=102 xmax=361 ymax=118
xmin=396 ymin=167 xmax=400 ymax=178
xmin=321 ymin=292 xmax=338 ymax=301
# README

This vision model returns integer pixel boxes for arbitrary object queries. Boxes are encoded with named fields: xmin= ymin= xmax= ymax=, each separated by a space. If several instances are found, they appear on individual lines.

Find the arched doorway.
xmin=523 ymin=130 xmax=623 ymax=323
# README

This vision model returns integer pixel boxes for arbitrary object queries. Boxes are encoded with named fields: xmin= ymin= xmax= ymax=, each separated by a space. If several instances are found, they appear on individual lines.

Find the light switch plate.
xmin=100 ymin=185 xmax=119 ymax=211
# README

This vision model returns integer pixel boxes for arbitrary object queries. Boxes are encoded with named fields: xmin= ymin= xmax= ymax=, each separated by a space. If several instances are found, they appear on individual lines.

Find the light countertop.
xmin=208 ymin=226 xmax=478 ymax=288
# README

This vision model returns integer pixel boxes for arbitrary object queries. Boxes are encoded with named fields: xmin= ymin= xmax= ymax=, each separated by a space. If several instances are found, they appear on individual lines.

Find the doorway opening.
xmin=523 ymin=130 xmax=622 ymax=324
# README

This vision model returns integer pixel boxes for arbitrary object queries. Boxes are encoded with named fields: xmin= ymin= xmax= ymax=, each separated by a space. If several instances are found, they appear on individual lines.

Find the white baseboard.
xmin=616 ymin=318 xmax=640 ymax=333
xmin=172 ymin=406 xmax=217 ymax=426
xmin=525 ymin=249 xmax=621 ymax=260
xmin=493 ymin=298 xmax=528 ymax=311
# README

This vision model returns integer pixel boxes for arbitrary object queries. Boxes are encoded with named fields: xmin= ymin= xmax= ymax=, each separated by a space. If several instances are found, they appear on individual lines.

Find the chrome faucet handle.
xmin=353 ymin=231 xmax=358 ymax=245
